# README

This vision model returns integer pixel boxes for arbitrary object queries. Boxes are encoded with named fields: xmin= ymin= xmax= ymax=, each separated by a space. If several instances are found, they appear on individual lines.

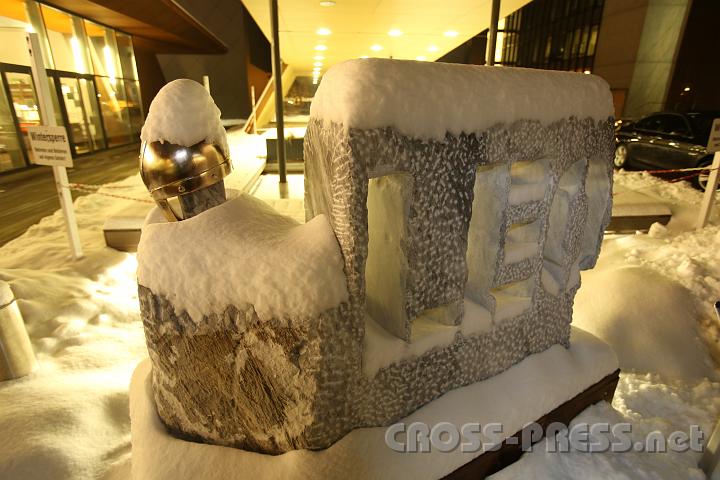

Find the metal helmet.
xmin=140 ymin=140 xmax=232 ymax=221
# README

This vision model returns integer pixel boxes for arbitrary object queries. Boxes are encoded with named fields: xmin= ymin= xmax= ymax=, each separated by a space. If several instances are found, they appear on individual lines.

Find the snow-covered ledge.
xmin=130 ymin=327 xmax=618 ymax=480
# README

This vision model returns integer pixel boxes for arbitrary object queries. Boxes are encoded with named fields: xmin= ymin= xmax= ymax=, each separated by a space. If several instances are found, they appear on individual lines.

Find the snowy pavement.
xmin=0 ymin=169 xmax=719 ymax=479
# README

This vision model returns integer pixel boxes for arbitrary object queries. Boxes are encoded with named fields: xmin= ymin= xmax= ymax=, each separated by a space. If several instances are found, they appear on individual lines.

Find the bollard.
xmin=0 ymin=281 xmax=37 ymax=381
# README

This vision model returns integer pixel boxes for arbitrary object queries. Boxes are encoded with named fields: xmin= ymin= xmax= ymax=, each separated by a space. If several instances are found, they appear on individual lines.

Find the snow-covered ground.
xmin=0 ymin=169 xmax=718 ymax=479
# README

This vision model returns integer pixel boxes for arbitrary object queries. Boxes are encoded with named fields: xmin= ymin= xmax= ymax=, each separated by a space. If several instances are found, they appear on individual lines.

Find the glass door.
xmin=94 ymin=75 xmax=132 ymax=147
xmin=4 ymin=70 xmax=41 ymax=164
xmin=53 ymin=73 xmax=106 ymax=155
xmin=79 ymin=77 xmax=105 ymax=150
xmin=0 ymin=72 xmax=27 ymax=173
xmin=58 ymin=76 xmax=93 ymax=154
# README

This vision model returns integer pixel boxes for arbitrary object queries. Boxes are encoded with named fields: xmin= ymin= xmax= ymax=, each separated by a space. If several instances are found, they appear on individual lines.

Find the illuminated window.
xmin=40 ymin=4 xmax=91 ymax=74
xmin=115 ymin=32 xmax=138 ymax=80
xmin=84 ymin=20 xmax=120 ymax=80
xmin=0 ymin=0 xmax=33 ymax=66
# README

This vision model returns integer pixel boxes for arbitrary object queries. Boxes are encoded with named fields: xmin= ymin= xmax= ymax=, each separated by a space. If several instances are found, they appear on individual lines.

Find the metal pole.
xmin=27 ymin=32 xmax=83 ymax=260
xmin=250 ymin=85 xmax=257 ymax=134
xmin=270 ymin=0 xmax=287 ymax=183
xmin=486 ymin=0 xmax=501 ymax=66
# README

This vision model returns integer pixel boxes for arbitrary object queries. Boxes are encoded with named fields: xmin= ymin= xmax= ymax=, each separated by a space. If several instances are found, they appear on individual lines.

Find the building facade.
xmin=441 ymin=0 xmax=719 ymax=121
xmin=0 ymin=0 xmax=143 ymax=173
xmin=0 ymin=0 xmax=268 ymax=176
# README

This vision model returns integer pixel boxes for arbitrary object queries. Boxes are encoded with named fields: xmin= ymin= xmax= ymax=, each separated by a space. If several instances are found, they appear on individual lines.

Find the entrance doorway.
xmin=56 ymin=75 xmax=106 ymax=154
xmin=3 ymin=69 xmax=40 ymax=165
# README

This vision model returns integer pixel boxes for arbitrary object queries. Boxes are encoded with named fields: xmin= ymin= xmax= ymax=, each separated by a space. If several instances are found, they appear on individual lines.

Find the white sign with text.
xmin=27 ymin=125 xmax=73 ymax=167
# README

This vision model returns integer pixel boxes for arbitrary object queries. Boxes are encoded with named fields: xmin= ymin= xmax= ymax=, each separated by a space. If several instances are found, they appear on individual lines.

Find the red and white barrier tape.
xmin=65 ymin=183 xmax=154 ymax=204
xmin=640 ymin=166 xmax=718 ymax=175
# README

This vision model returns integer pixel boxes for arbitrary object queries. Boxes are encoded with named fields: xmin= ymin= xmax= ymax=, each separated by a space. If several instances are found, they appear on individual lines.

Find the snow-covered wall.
xmin=311 ymin=59 xmax=614 ymax=140
xmin=137 ymin=59 xmax=615 ymax=455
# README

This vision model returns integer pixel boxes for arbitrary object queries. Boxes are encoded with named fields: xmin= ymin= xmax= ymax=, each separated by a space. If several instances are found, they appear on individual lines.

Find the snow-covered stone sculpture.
xmin=137 ymin=60 xmax=615 ymax=455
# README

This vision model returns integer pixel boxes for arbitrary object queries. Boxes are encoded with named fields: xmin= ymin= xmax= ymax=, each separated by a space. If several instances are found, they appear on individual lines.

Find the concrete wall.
xmin=156 ymin=0 xmax=265 ymax=120
xmin=593 ymin=0 xmax=690 ymax=119
xmin=623 ymin=0 xmax=690 ymax=118
xmin=593 ymin=0 xmax=650 ymax=117
xmin=134 ymin=43 xmax=167 ymax=118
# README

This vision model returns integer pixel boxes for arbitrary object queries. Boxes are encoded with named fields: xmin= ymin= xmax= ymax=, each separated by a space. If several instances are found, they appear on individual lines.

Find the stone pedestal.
xmin=129 ymin=328 xmax=619 ymax=480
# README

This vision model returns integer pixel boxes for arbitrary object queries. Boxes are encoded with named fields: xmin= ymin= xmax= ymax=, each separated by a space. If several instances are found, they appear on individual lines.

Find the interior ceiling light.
xmin=370 ymin=44 xmax=383 ymax=51
xmin=388 ymin=29 xmax=402 ymax=37
xmin=428 ymin=45 xmax=439 ymax=52
xmin=313 ymin=55 xmax=325 ymax=61
xmin=583 ymin=70 xmax=591 ymax=74
xmin=444 ymin=30 xmax=458 ymax=37
xmin=316 ymin=27 xmax=332 ymax=36
xmin=314 ymin=61 xmax=323 ymax=67
xmin=314 ymin=44 xmax=328 ymax=51
xmin=416 ymin=56 xmax=427 ymax=61
xmin=319 ymin=0 xmax=336 ymax=6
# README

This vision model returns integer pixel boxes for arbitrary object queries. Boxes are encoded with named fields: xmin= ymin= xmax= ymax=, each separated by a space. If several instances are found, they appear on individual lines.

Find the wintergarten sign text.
xmin=27 ymin=125 xmax=73 ymax=168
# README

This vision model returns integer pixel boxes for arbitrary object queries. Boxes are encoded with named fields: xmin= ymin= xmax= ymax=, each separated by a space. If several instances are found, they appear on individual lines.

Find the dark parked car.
xmin=614 ymin=111 xmax=719 ymax=190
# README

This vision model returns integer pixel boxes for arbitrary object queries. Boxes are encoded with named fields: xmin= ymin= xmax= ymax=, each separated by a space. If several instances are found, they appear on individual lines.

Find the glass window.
xmin=24 ymin=0 xmax=53 ymax=69
xmin=115 ymin=32 xmax=138 ymax=80
xmin=657 ymin=114 xmax=691 ymax=137
xmin=636 ymin=115 xmax=663 ymax=132
xmin=579 ymin=26 xmax=590 ymax=57
xmin=5 ymin=71 xmax=40 ymax=163
xmin=95 ymin=75 xmax=131 ymax=147
xmin=283 ymin=76 xmax=317 ymax=119
xmin=124 ymin=80 xmax=142 ymax=140
xmin=0 ymin=75 xmax=26 ymax=171
xmin=47 ymin=75 xmax=61 ymax=123
xmin=84 ymin=20 xmax=121 ymax=80
xmin=587 ymin=25 xmax=598 ymax=57
xmin=79 ymin=78 xmax=105 ymax=150
xmin=0 ymin=0 xmax=32 ymax=66
xmin=59 ymin=77 xmax=92 ymax=153
xmin=687 ymin=113 xmax=713 ymax=141
xmin=40 ymin=5 xmax=91 ymax=74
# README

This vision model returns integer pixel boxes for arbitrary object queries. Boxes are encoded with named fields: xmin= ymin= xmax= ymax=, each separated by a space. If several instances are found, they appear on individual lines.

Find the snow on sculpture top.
xmin=310 ymin=58 xmax=614 ymax=139
xmin=140 ymin=79 xmax=229 ymax=157
xmin=137 ymin=195 xmax=348 ymax=323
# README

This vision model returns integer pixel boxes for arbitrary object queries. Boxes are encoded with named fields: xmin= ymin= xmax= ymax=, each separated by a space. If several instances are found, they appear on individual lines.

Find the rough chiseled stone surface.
xmin=138 ymin=115 xmax=614 ymax=455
